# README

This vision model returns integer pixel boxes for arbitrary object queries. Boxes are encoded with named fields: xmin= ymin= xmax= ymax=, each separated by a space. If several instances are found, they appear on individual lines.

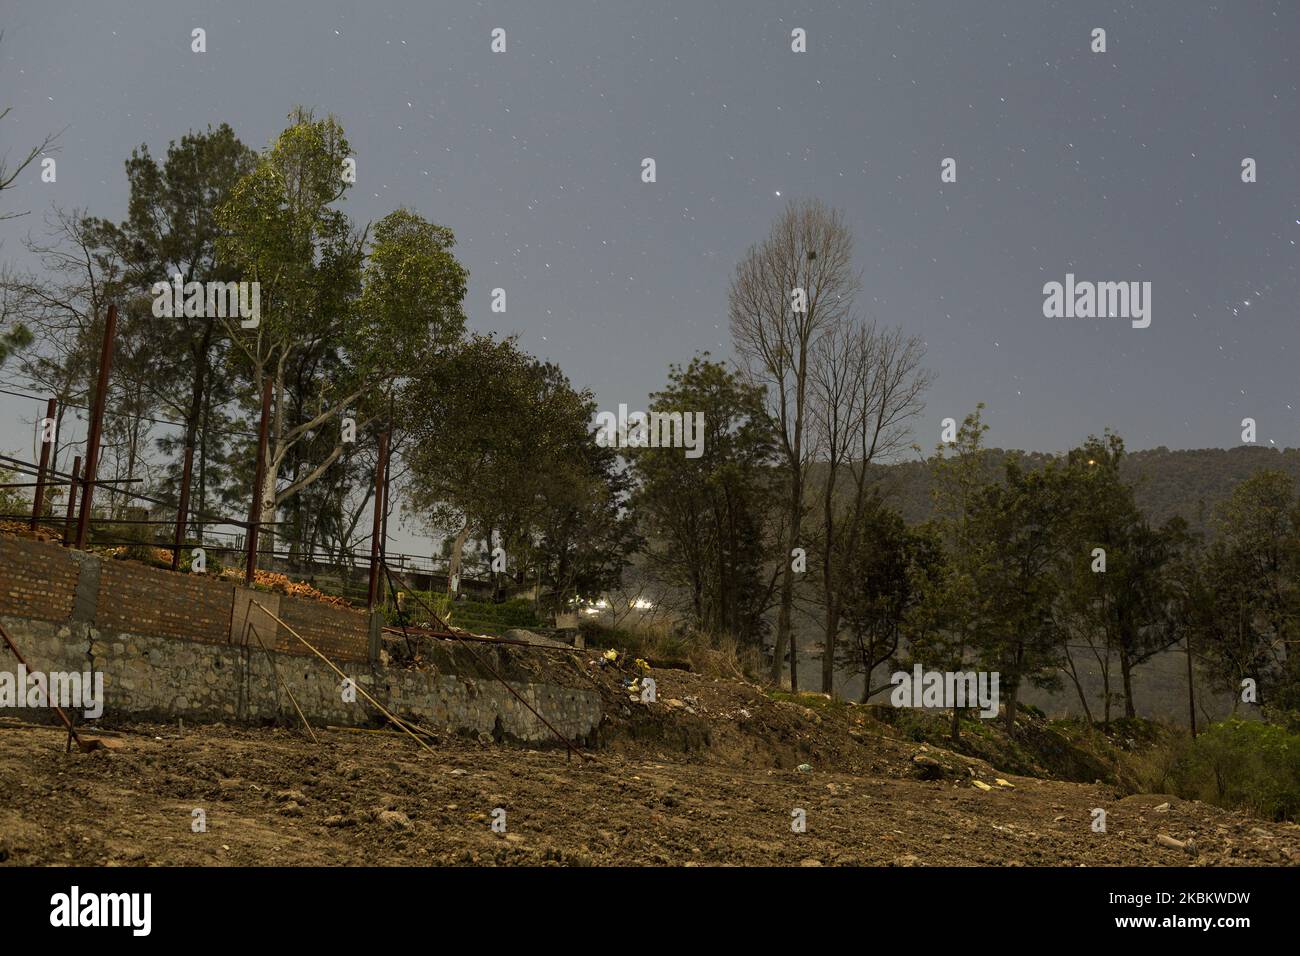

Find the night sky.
xmin=2 ymin=0 xmax=1297 ymax=473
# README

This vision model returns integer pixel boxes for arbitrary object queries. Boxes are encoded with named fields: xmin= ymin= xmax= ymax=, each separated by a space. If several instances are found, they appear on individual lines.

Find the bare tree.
xmin=0 ymin=31 xmax=61 ymax=223
xmin=729 ymin=199 xmax=857 ymax=688
xmin=811 ymin=322 xmax=931 ymax=693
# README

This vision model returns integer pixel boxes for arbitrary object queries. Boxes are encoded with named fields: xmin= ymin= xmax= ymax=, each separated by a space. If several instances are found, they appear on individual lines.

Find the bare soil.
xmin=1 ymin=664 xmax=1296 ymax=867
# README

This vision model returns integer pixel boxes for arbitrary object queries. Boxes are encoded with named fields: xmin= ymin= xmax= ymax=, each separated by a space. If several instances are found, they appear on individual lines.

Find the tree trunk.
xmin=447 ymin=521 xmax=471 ymax=594
xmin=772 ymin=469 xmax=802 ymax=686
xmin=1119 ymin=647 xmax=1136 ymax=719
xmin=1062 ymin=646 xmax=1095 ymax=725
xmin=821 ymin=604 xmax=839 ymax=695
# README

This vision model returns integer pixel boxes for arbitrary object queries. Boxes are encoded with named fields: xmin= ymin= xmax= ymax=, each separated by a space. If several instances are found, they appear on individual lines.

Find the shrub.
xmin=1169 ymin=718 xmax=1300 ymax=821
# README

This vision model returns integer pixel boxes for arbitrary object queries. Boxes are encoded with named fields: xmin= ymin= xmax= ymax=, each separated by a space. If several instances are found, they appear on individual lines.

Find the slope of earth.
xmin=1 ymin=715 xmax=1295 ymax=867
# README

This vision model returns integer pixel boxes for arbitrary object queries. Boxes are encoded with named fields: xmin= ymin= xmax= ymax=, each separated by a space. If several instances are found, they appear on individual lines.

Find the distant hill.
xmin=865 ymin=445 xmax=1300 ymax=537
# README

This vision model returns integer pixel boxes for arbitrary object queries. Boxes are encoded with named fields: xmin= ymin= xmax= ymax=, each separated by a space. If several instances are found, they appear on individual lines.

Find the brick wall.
xmin=0 ymin=535 xmax=80 ymax=622
xmin=0 ymin=533 xmax=369 ymax=662
xmin=276 ymin=593 xmax=370 ymax=661
xmin=95 ymin=558 xmax=235 ymax=644
xmin=0 ymin=533 xmax=603 ymax=744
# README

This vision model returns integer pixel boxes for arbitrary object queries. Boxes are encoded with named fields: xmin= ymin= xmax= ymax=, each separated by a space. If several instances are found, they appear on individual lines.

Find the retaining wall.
xmin=0 ymin=535 xmax=601 ymax=745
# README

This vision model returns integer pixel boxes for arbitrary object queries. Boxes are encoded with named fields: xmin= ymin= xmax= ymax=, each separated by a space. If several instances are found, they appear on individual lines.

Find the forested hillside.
xmin=868 ymin=445 xmax=1300 ymax=537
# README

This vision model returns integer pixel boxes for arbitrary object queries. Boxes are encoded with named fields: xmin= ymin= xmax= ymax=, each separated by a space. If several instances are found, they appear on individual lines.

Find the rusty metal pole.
xmin=30 ymin=397 xmax=56 ymax=530
xmin=0 ymin=618 xmax=86 ymax=750
xmin=62 ymin=456 xmax=81 ymax=546
xmin=75 ymin=304 xmax=117 ymax=549
xmin=245 ymin=376 xmax=273 ymax=586
xmin=366 ymin=430 xmax=390 ymax=609
xmin=171 ymin=442 xmax=195 ymax=571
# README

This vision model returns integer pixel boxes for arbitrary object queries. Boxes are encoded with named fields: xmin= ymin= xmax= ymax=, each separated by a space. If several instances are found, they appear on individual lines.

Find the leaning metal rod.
xmin=247 ymin=600 xmax=434 ymax=755
xmin=245 ymin=620 xmax=319 ymax=745
xmin=0 ymin=618 xmax=86 ymax=750
xmin=382 ymin=563 xmax=592 ymax=764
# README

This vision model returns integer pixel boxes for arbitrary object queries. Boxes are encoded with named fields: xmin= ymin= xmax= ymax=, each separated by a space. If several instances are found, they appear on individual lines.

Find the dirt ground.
xmin=2 ymin=664 xmax=1297 ymax=866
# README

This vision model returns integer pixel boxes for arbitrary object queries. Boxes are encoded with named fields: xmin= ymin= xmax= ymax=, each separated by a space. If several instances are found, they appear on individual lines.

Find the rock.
xmin=503 ymin=628 xmax=568 ymax=647
xmin=994 ymin=778 xmax=1014 ymax=789
xmin=911 ymin=755 xmax=945 ymax=780
xmin=323 ymin=815 xmax=356 ymax=828
xmin=377 ymin=810 xmax=412 ymax=831
xmin=1155 ymin=834 xmax=1198 ymax=856
xmin=1153 ymin=802 xmax=1170 ymax=813
xmin=972 ymin=780 xmax=993 ymax=792
xmin=890 ymin=854 xmax=921 ymax=867
xmin=797 ymin=764 xmax=813 ymax=774
xmin=277 ymin=801 xmax=304 ymax=817
xmin=275 ymin=789 xmax=307 ymax=803
xmin=799 ymin=858 xmax=823 ymax=867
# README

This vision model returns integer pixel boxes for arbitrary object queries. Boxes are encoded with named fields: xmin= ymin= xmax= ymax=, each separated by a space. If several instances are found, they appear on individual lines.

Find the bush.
xmin=386 ymin=589 xmax=455 ymax=628
xmin=579 ymin=620 xmax=761 ymax=680
xmin=387 ymin=592 xmax=539 ymax=634
xmin=1169 ymin=718 xmax=1300 ymax=821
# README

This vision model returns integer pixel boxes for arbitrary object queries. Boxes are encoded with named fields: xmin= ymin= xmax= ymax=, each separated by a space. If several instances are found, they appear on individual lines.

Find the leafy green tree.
xmin=218 ymin=111 xmax=467 ymax=551
xmin=1054 ymin=434 xmax=1193 ymax=723
xmin=834 ymin=495 xmax=944 ymax=702
xmin=629 ymin=354 xmax=778 ymax=644
xmin=1189 ymin=470 xmax=1300 ymax=709
xmin=401 ymin=334 xmax=633 ymax=609
xmin=84 ymin=124 xmax=256 ymax=527
xmin=970 ymin=455 xmax=1073 ymax=732
xmin=918 ymin=404 xmax=996 ymax=739
xmin=0 ymin=314 xmax=31 ymax=368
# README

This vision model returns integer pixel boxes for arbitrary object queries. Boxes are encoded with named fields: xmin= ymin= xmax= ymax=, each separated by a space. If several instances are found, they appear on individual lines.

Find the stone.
xmin=377 ymin=810 xmax=412 ymax=830
xmin=911 ymin=754 xmax=945 ymax=780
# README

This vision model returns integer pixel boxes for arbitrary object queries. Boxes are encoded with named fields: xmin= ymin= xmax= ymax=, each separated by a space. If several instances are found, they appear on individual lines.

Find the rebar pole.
xmin=0 ymin=618 xmax=85 ymax=749
xmin=29 ymin=398 xmax=56 ymax=530
xmin=62 ymin=456 xmax=81 ymax=546
xmin=366 ymin=430 xmax=390 ymax=609
xmin=75 ymin=304 xmax=117 ymax=548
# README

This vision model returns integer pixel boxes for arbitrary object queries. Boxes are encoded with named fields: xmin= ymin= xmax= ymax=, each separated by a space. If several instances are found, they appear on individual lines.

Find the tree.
xmin=83 ymin=124 xmax=257 ymax=529
xmin=1054 ymin=434 xmax=1190 ymax=723
xmin=218 ymin=110 xmax=467 ymax=553
xmin=2 ymin=208 xmax=122 ymax=467
xmin=630 ymin=354 xmax=779 ymax=643
xmin=1189 ymin=471 xmax=1300 ymax=709
xmin=0 ymin=31 xmax=60 ymax=224
xmin=972 ymin=455 xmax=1073 ymax=732
xmin=730 ymin=198 xmax=858 ymax=688
xmin=920 ymin=404 xmax=996 ymax=739
xmin=835 ymin=495 xmax=943 ymax=702
xmin=401 ymin=333 xmax=633 ymax=609
xmin=808 ymin=320 xmax=930 ymax=693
